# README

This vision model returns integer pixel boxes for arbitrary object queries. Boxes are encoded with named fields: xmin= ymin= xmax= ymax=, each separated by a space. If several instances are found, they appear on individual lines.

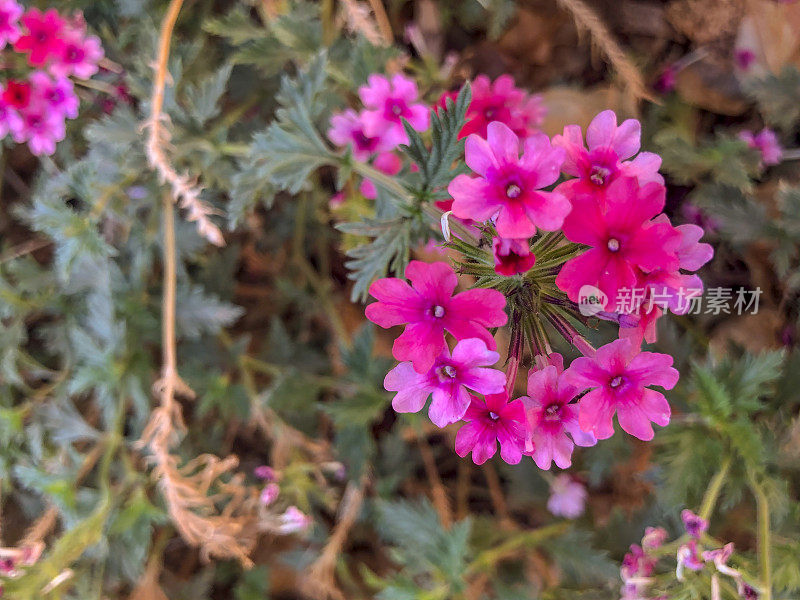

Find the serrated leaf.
xmin=184 ymin=63 xmax=233 ymax=125
xmin=175 ymin=284 xmax=244 ymax=340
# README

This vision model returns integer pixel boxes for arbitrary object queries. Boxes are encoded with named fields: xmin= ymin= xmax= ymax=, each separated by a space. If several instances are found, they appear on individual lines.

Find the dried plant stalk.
xmin=556 ymin=0 xmax=653 ymax=103
xmin=340 ymin=0 xmax=391 ymax=46
xmin=143 ymin=0 xmax=225 ymax=247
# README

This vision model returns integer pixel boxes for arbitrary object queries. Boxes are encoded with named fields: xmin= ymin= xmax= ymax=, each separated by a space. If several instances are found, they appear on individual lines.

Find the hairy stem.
xmin=748 ymin=471 xmax=773 ymax=600
xmin=698 ymin=457 xmax=732 ymax=522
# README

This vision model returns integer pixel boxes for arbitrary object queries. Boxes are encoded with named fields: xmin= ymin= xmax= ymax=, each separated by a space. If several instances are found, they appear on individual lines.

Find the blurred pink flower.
xmin=547 ymin=474 xmax=587 ymax=518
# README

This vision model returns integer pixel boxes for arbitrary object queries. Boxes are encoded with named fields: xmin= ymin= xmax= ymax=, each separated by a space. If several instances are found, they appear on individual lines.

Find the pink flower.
xmin=384 ymin=337 xmax=506 ymax=428
xmin=555 ymin=176 xmax=681 ymax=310
xmin=366 ymin=260 xmax=507 ymax=373
xmin=654 ymin=65 xmax=677 ymax=93
xmin=14 ymin=8 xmax=65 ymax=66
xmin=438 ymin=74 xmax=545 ymax=139
xmin=254 ymin=465 xmax=275 ymax=480
xmin=520 ymin=357 xmax=596 ymax=470
xmin=0 ymin=0 xmax=22 ymax=48
xmin=448 ymin=122 xmax=569 ymax=238
xmin=681 ymin=509 xmax=708 ymax=539
xmin=492 ymin=237 xmax=535 ymax=276
xmin=455 ymin=392 xmax=527 ymax=464
xmin=547 ymin=474 xmax=587 ymax=518
xmin=29 ymin=72 xmax=78 ymax=119
xmin=49 ymin=28 xmax=103 ymax=79
xmin=564 ymin=338 xmax=679 ymax=441
xmin=360 ymin=151 xmax=402 ymax=199
xmin=739 ymin=128 xmax=782 ymax=167
xmin=642 ymin=526 xmax=668 ymax=550
xmin=703 ymin=543 xmax=734 ymax=568
xmin=279 ymin=506 xmax=311 ymax=533
xmin=553 ymin=110 xmax=664 ymax=199
xmin=677 ymin=540 xmax=704 ymax=573
xmin=359 ymin=73 xmax=429 ymax=147
xmin=2 ymin=80 xmax=31 ymax=110
xmin=735 ymin=48 xmax=757 ymax=71
xmin=327 ymin=108 xmax=394 ymax=161
xmin=0 ymin=93 xmax=22 ymax=139
xmin=621 ymin=544 xmax=656 ymax=579
xmin=260 ymin=482 xmax=279 ymax=506
xmin=12 ymin=103 xmax=65 ymax=156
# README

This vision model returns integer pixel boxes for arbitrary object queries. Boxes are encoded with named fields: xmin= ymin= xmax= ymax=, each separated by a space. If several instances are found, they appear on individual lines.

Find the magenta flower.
xmin=0 ymin=93 xmax=22 ymax=139
xmin=735 ymin=48 xmax=757 ymax=71
xmin=366 ymin=260 xmax=507 ymax=373
xmin=555 ymin=176 xmax=681 ymax=309
xmin=564 ymin=338 xmax=679 ymax=441
xmin=520 ymin=359 xmax=596 ymax=470
xmin=30 ymin=72 xmax=79 ymax=119
xmin=49 ymin=28 xmax=103 ymax=79
xmin=681 ymin=509 xmax=708 ymax=539
xmin=12 ymin=104 xmax=65 ymax=156
xmin=553 ymin=110 xmax=664 ymax=198
xmin=455 ymin=392 xmax=527 ymax=465
xmin=677 ymin=540 xmax=704 ymax=573
xmin=0 ymin=0 xmax=22 ymax=48
xmin=740 ymin=128 xmax=783 ymax=167
xmin=438 ymin=74 xmax=545 ymax=139
xmin=279 ymin=506 xmax=311 ymax=534
xmin=327 ymin=108 xmax=394 ymax=161
xmin=254 ymin=465 xmax=275 ymax=480
xmin=383 ymin=338 xmax=506 ymax=428
xmin=621 ymin=544 xmax=656 ymax=579
xmin=448 ymin=122 xmax=569 ymax=238
xmin=260 ymin=482 xmax=279 ymax=506
xmin=359 ymin=73 xmax=429 ymax=148
xmin=642 ymin=526 xmax=668 ymax=550
xmin=492 ymin=236 xmax=536 ymax=276
xmin=14 ymin=8 xmax=65 ymax=66
xmin=547 ymin=474 xmax=587 ymax=518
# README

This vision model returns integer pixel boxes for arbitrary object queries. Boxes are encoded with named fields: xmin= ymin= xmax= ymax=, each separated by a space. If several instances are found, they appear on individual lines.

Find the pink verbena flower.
xmin=681 ymin=509 xmax=708 ymax=539
xmin=279 ymin=506 xmax=311 ymax=534
xmin=438 ymin=74 xmax=545 ymax=139
xmin=0 ymin=0 xmax=22 ymax=48
xmin=556 ymin=176 xmax=681 ymax=310
xmin=12 ymin=103 xmax=65 ymax=156
xmin=564 ymin=338 xmax=679 ymax=441
xmin=621 ymin=544 xmax=656 ymax=579
xmin=366 ymin=260 xmax=507 ymax=373
xmin=0 ymin=91 xmax=22 ymax=139
xmin=547 ymin=474 xmax=587 ymax=518
xmin=448 ymin=121 xmax=569 ymax=238
xmin=739 ymin=128 xmax=782 ymax=167
xmin=327 ymin=108 xmax=394 ymax=161
xmin=677 ymin=540 xmax=704 ymax=573
xmin=455 ymin=392 xmax=527 ymax=464
xmin=29 ymin=72 xmax=78 ymax=119
xmin=553 ymin=110 xmax=664 ymax=199
xmin=359 ymin=73 xmax=429 ymax=147
xmin=360 ymin=151 xmax=402 ymax=199
xmin=384 ymin=337 xmax=506 ymax=427
xmin=49 ymin=26 xmax=103 ymax=80
xmin=260 ymin=482 xmax=279 ymax=506
xmin=642 ymin=526 xmax=668 ymax=550
xmin=520 ymin=356 xmax=596 ymax=470
xmin=254 ymin=465 xmax=275 ymax=480
xmin=14 ymin=8 xmax=64 ymax=66
xmin=492 ymin=237 xmax=535 ymax=276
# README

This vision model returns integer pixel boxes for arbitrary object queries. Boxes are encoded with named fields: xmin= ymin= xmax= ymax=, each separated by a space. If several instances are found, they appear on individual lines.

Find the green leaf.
xmin=338 ymin=217 xmax=413 ymax=302
xmin=175 ymin=284 xmax=244 ymax=340
xmin=745 ymin=66 xmax=800 ymax=131
xmin=400 ymin=82 xmax=472 ymax=193
xmin=184 ymin=63 xmax=233 ymax=125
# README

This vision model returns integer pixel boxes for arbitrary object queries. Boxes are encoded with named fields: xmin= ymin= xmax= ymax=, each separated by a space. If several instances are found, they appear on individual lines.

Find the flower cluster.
xmin=0 ymin=3 xmax=104 ymax=155
xmin=358 ymin=90 xmax=712 ymax=467
xmin=620 ymin=510 xmax=760 ymax=600
xmin=328 ymin=72 xmax=428 ymax=200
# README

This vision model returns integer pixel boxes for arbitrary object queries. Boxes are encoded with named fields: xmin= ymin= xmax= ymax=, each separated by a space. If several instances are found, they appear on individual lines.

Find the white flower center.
xmin=506 ymin=183 xmax=522 ymax=199
xmin=607 ymin=238 xmax=620 ymax=252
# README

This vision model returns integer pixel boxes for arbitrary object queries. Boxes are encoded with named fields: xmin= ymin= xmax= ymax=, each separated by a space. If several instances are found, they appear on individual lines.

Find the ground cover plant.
xmin=1 ymin=0 xmax=800 ymax=598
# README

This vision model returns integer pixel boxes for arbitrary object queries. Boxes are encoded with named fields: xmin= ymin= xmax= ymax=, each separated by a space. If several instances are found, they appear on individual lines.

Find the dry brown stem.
xmin=556 ymin=0 xmax=653 ymax=104
xmin=143 ymin=0 xmax=225 ymax=247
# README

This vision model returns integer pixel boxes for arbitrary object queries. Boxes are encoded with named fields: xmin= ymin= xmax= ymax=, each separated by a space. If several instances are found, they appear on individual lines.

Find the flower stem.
xmin=698 ymin=456 xmax=732 ymax=522
xmin=748 ymin=470 xmax=773 ymax=600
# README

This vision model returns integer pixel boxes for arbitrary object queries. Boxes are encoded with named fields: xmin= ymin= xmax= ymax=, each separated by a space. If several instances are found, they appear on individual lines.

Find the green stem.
xmin=465 ymin=522 xmax=570 ymax=576
xmin=748 ymin=471 xmax=773 ymax=600
xmin=698 ymin=456 xmax=731 ymax=522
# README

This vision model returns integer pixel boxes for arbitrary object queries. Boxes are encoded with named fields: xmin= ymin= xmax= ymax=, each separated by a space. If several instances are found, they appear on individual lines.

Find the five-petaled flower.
xmin=520 ymin=354 xmax=597 ymax=470
xmin=366 ymin=260 xmax=507 ymax=373
xmin=449 ymin=121 xmax=570 ymax=238
xmin=359 ymin=73 xmax=429 ymax=148
xmin=455 ymin=392 xmax=527 ymax=464
xmin=384 ymin=338 xmax=506 ymax=428
xmin=564 ymin=338 xmax=679 ymax=441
